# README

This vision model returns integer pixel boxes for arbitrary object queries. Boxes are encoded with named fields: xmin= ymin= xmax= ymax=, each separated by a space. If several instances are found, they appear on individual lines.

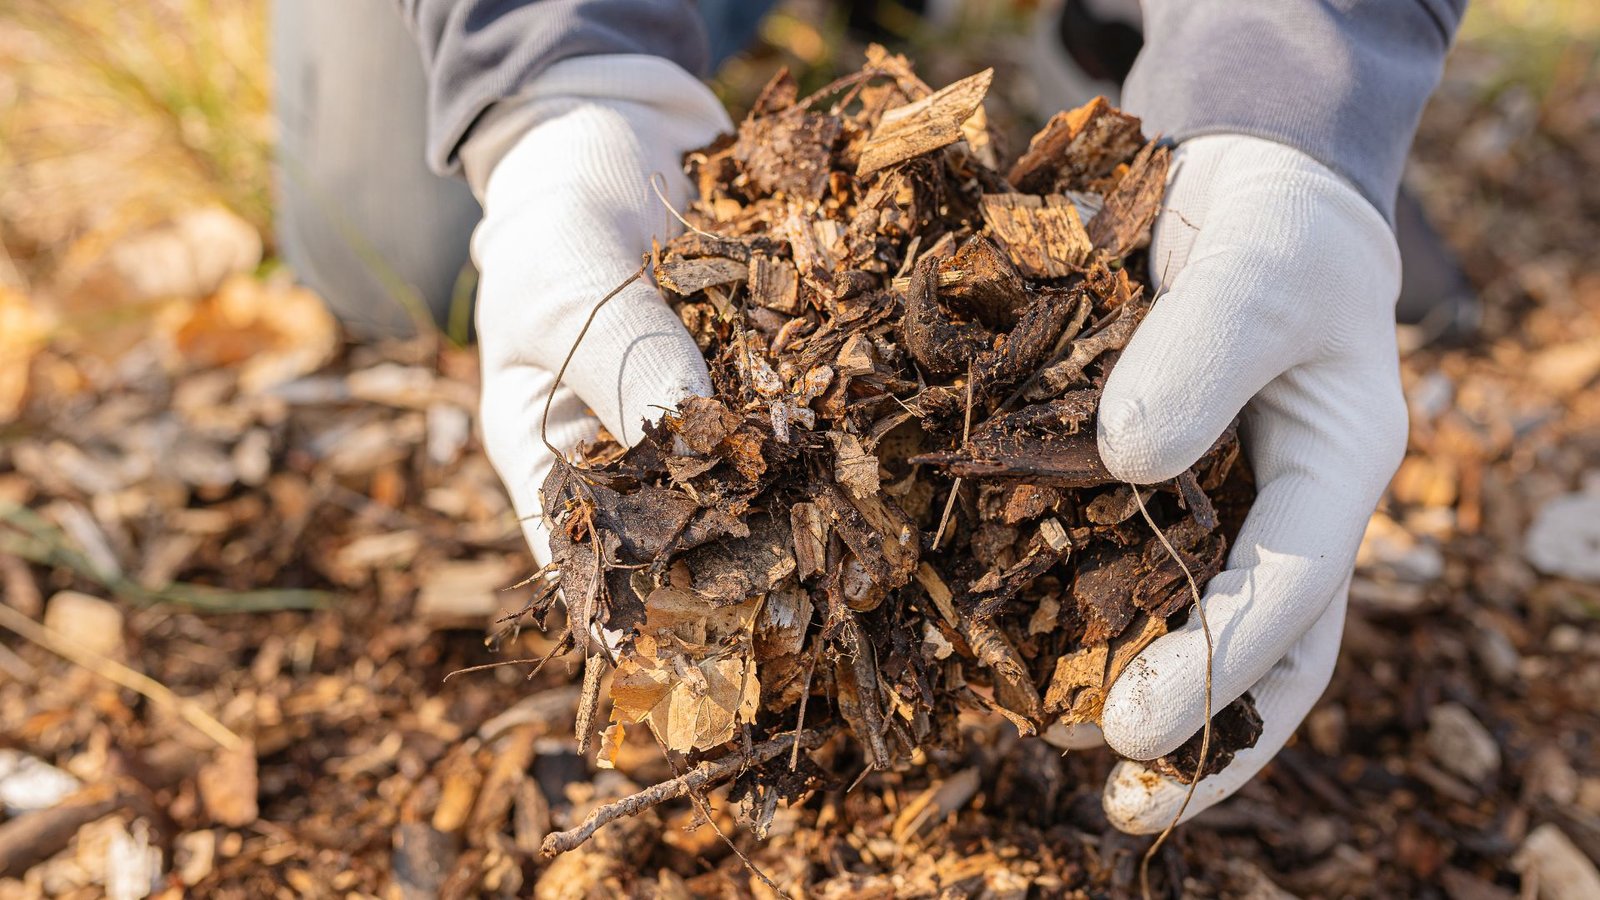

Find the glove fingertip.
xmin=1102 ymin=760 xmax=1224 ymax=835
xmin=1099 ymin=656 xmax=1190 ymax=761
xmin=1096 ymin=380 xmax=1212 ymax=485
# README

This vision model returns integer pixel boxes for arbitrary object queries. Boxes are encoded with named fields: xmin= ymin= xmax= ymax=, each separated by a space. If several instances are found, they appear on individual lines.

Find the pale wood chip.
xmin=857 ymin=68 xmax=994 ymax=176
xmin=981 ymin=193 xmax=1093 ymax=277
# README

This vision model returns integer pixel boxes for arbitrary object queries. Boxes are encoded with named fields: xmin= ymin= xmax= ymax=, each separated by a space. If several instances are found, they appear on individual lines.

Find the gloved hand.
xmin=465 ymin=56 xmax=732 ymax=566
xmin=1088 ymin=134 xmax=1408 ymax=831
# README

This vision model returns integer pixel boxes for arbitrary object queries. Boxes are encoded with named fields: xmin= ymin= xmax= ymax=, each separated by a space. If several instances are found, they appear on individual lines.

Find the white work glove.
xmin=466 ymin=56 xmax=732 ymax=566
xmin=1088 ymin=135 xmax=1408 ymax=831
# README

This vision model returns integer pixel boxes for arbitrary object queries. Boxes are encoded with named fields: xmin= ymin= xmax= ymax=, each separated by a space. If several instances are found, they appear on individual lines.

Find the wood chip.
xmin=981 ymin=193 xmax=1093 ymax=276
xmin=857 ymin=68 xmax=994 ymax=176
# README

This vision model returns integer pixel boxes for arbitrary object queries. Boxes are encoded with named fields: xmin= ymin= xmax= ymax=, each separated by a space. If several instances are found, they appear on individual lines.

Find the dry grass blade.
xmin=0 ymin=601 xmax=243 ymax=751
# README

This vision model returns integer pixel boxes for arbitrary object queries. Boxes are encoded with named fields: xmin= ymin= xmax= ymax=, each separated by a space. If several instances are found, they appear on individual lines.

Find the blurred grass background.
xmin=0 ymin=0 xmax=1595 ymax=304
xmin=0 ymin=0 xmax=270 ymax=292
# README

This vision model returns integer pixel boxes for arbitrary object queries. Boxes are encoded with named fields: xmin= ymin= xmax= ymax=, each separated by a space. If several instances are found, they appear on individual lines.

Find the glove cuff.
xmin=461 ymin=54 xmax=732 ymax=200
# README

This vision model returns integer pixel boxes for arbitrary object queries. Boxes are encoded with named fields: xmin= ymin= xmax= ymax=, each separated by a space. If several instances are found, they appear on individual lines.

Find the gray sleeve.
xmin=1122 ymin=0 xmax=1466 ymax=222
xmin=396 ymin=0 xmax=709 ymax=176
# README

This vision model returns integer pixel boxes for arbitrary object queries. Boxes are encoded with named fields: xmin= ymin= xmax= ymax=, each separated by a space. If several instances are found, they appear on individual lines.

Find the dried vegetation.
xmin=528 ymin=51 xmax=1259 ymax=858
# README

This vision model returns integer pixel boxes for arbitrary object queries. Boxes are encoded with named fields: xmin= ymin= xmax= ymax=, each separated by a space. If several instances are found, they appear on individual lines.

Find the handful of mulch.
xmin=525 ymin=49 xmax=1260 ymax=856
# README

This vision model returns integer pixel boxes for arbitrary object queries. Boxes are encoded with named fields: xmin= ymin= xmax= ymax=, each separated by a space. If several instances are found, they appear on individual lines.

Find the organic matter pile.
xmin=532 ymin=50 xmax=1260 ymax=854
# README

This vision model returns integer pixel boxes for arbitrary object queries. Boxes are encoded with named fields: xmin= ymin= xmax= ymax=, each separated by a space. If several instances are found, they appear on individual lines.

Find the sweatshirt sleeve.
xmin=1121 ymin=0 xmax=1467 ymax=222
xmin=396 ymin=0 xmax=709 ymax=177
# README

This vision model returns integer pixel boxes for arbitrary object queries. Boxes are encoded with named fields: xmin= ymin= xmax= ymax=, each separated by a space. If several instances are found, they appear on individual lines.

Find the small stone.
xmin=1426 ymin=702 xmax=1501 ymax=783
xmin=1549 ymin=625 xmax=1584 ymax=654
xmin=0 ymin=749 xmax=81 ymax=813
xmin=1525 ymin=492 xmax=1600 ymax=582
xmin=1513 ymin=824 xmax=1600 ymax=900
xmin=43 ymin=591 xmax=124 ymax=660
xmin=1471 ymin=621 xmax=1521 ymax=685
xmin=1523 ymin=746 xmax=1579 ymax=806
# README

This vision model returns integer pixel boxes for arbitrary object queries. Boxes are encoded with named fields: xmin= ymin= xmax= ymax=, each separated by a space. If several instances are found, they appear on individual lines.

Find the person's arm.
xmin=1124 ymin=0 xmax=1467 ymax=221
xmin=393 ymin=2 xmax=728 ymax=565
xmin=1090 ymin=1 xmax=1467 ymax=832
xmin=396 ymin=0 xmax=709 ymax=176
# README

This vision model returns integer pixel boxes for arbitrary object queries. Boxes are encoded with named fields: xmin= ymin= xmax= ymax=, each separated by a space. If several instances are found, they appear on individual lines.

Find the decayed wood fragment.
xmin=857 ymin=68 xmax=994 ymax=176
xmin=1044 ymin=644 xmax=1109 ymax=722
xmin=1087 ymin=141 xmax=1171 ymax=259
xmin=1008 ymin=96 xmax=1144 ymax=193
xmin=1025 ymin=291 xmax=1149 ymax=400
xmin=747 ymin=253 xmax=800 ymax=314
xmin=981 ymin=193 xmax=1093 ymax=277
xmin=655 ymin=255 xmax=747 ymax=296
xmin=789 ymin=503 xmax=827 ymax=582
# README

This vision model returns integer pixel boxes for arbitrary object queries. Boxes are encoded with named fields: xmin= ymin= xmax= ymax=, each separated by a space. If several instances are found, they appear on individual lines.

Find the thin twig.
xmin=540 ymin=262 xmax=646 ymax=459
xmin=541 ymin=732 xmax=817 ymax=857
xmin=681 ymin=761 xmax=789 ymax=898
xmin=790 ymin=639 xmax=823 ymax=770
xmin=650 ymin=173 xmax=722 ymax=240
xmin=931 ymin=360 xmax=976 ymax=548
xmin=1129 ymin=487 xmax=1214 ymax=900
xmin=796 ymin=68 xmax=879 ymax=110
xmin=0 ymin=602 xmax=242 ymax=751
xmin=643 ymin=721 xmax=791 ymax=898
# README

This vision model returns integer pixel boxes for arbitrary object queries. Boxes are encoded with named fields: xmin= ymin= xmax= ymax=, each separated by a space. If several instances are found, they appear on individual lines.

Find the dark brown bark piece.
xmin=979 ymin=286 xmax=1085 ymax=392
xmin=1025 ymin=289 xmax=1149 ymax=400
xmin=939 ymin=235 xmax=1029 ymax=330
xmin=1145 ymin=693 xmax=1265 ymax=784
xmin=676 ymin=513 xmax=796 ymax=606
xmin=912 ymin=392 xmax=1113 ymax=487
xmin=898 ymin=254 xmax=993 ymax=379
xmin=1072 ymin=547 xmax=1143 ymax=644
xmin=1087 ymin=141 xmax=1171 ymax=258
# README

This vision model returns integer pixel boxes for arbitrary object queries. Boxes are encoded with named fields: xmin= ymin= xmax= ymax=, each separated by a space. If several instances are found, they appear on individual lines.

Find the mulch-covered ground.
xmin=1 ymin=12 xmax=1598 ymax=900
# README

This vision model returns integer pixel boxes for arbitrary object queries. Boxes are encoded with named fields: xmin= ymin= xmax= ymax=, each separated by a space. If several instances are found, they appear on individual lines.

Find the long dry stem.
xmin=0 ymin=601 xmax=242 ymax=751
xmin=540 ymin=262 xmax=646 ymax=460
xmin=1130 ymin=486 xmax=1214 ymax=900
